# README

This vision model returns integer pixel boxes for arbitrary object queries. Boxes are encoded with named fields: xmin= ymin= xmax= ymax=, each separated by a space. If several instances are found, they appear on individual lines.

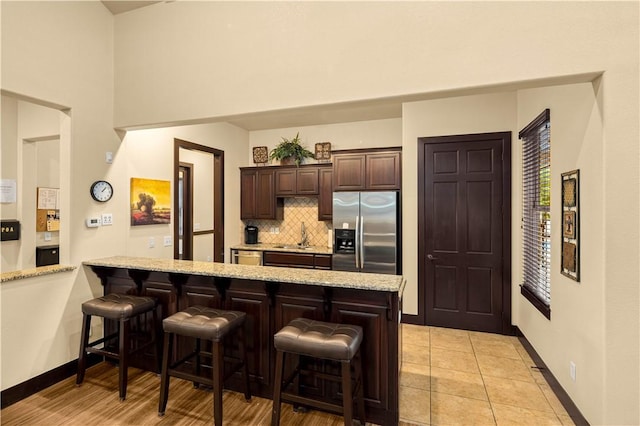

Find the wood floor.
xmin=0 ymin=361 xmax=364 ymax=425
xmin=1 ymin=325 xmax=578 ymax=425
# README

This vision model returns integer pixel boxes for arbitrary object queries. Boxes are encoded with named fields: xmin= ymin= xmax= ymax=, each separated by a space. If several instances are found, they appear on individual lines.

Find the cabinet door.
xmin=333 ymin=154 xmax=366 ymax=191
xmin=296 ymin=168 xmax=319 ymax=194
xmin=314 ymin=254 xmax=332 ymax=270
xmin=317 ymin=168 xmax=333 ymax=221
xmin=240 ymin=169 xmax=257 ymax=219
xmin=366 ymin=152 xmax=401 ymax=190
xmin=275 ymin=169 xmax=296 ymax=196
xmin=330 ymin=292 xmax=390 ymax=413
xmin=256 ymin=169 xmax=276 ymax=219
xmin=225 ymin=281 xmax=271 ymax=387
xmin=274 ymin=284 xmax=326 ymax=398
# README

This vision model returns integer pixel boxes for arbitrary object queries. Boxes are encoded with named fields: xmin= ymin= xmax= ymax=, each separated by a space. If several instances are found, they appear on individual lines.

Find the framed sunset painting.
xmin=130 ymin=178 xmax=171 ymax=226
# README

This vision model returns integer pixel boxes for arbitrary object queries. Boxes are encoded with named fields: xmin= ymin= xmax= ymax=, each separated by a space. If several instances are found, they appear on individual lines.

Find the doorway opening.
xmin=173 ymin=139 xmax=224 ymax=262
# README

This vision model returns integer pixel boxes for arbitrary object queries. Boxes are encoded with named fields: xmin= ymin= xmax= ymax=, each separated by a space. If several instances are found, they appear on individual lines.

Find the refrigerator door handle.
xmin=360 ymin=215 xmax=365 ymax=269
xmin=355 ymin=215 xmax=360 ymax=269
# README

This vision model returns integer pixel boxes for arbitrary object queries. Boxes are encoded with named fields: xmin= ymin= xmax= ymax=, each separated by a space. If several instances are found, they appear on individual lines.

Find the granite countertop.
xmin=83 ymin=256 xmax=404 ymax=293
xmin=1 ymin=265 xmax=77 ymax=283
xmin=231 ymin=243 xmax=333 ymax=255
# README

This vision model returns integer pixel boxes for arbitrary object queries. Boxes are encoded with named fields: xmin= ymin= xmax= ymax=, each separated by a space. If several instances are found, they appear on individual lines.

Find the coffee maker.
xmin=244 ymin=225 xmax=258 ymax=244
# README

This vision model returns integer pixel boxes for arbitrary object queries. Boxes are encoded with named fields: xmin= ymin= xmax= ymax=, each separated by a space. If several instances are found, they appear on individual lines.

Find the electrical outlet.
xmin=44 ymin=232 xmax=52 ymax=241
xmin=274 ymin=227 xmax=279 ymax=234
xmin=164 ymin=236 xmax=172 ymax=246
xmin=149 ymin=237 xmax=155 ymax=248
xmin=101 ymin=213 xmax=113 ymax=226
xmin=570 ymin=361 xmax=576 ymax=381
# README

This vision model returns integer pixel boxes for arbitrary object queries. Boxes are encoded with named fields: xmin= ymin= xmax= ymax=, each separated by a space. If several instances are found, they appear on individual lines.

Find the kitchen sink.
xmin=273 ymin=244 xmax=314 ymax=250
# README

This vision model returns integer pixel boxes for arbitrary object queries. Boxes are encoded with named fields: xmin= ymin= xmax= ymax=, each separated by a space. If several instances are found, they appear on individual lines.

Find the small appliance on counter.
xmin=244 ymin=225 xmax=258 ymax=244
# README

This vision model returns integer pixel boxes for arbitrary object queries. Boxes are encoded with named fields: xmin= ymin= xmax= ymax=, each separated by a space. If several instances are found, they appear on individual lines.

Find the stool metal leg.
xmin=76 ymin=313 xmax=91 ymax=385
xmin=158 ymin=331 xmax=173 ymax=416
xmin=271 ymin=349 xmax=285 ymax=426
xmin=212 ymin=341 xmax=224 ymax=426
xmin=119 ymin=318 xmax=130 ymax=401
xmin=341 ymin=360 xmax=353 ymax=426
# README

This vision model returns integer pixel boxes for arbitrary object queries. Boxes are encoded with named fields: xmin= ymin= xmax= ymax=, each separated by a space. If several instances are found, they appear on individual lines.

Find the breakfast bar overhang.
xmin=84 ymin=256 xmax=405 ymax=425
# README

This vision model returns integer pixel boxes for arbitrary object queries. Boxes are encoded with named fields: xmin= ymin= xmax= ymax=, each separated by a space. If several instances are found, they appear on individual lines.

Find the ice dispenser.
xmin=334 ymin=229 xmax=355 ymax=254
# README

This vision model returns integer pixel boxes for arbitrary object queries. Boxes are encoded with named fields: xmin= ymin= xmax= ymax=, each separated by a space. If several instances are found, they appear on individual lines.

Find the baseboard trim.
xmin=401 ymin=313 xmax=420 ymax=325
xmin=515 ymin=327 xmax=589 ymax=426
xmin=1 ymin=354 xmax=102 ymax=409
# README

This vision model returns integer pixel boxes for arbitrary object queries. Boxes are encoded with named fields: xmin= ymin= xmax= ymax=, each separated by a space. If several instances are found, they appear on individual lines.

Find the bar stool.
xmin=158 ymin=306 xmax=251 ymax=426
xmin=271 ymin=318 xmax=366 ymax=426
xmin=76 ymin=293 xmax=161 ymax=401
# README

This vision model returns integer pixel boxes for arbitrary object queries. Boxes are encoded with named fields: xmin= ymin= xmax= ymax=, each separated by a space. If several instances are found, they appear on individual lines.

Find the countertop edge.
xmin=1 ymin=265 xmax=77 ymax=283
xmin=83 ymin=256 xmax=403 ymax=293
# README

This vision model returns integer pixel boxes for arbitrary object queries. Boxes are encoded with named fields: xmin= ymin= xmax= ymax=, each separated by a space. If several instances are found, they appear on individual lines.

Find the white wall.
xmin=249 ymin=118 xmax=402 ymax=165
xmin=1 ymin=1 xmax=116 ymax=389
xmin=122 ymin=123 xmax=248 ymax=260
xmin=516 ymin=82 xmax=605 ymax=423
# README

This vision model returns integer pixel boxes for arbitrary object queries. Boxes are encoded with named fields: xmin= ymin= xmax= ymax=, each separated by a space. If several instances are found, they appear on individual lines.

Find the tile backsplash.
xmin=242 ymin=198 xmax=331 ymax=247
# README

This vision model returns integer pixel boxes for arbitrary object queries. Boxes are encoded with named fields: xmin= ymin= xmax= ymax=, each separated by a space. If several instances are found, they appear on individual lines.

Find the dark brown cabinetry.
xmin=333 ymin=149 xmax=401 ymax=191
xmin=317 ymin=167 xmax=333 ymax=221
xmin=263 ymin=251 xmax=332 ymax=270
xmin=240 ymin=168 xmax=283 ymax=220
xmin=275 ymin=167 xmax=319 ymax=196
xmin=91 ymin=265 xmax=401 ymax=425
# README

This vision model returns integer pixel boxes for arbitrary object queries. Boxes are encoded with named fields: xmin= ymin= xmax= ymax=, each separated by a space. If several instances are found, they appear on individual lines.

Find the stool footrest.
xmin=280 ymin=392 xmax=345 ymax=416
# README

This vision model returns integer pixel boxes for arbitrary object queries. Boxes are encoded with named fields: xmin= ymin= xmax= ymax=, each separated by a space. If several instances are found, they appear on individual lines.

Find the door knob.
xmin=427 ymin=254 xmax=439 ymax=261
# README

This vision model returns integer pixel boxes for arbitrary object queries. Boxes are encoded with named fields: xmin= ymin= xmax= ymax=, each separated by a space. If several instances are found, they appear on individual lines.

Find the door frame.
xmin=173 ymin=138 xmax=225 ymax=262
xmin=177 ymin=161 xmax=194 ymax=260
xmin=416 ymin=132 xmax=512 ymax=334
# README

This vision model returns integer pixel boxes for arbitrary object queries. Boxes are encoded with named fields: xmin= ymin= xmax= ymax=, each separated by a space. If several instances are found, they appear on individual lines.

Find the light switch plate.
xmin=101 ymin=213 xmax=113 ymax=226
xmin=164 ymin=236 xmax=172 ymax=246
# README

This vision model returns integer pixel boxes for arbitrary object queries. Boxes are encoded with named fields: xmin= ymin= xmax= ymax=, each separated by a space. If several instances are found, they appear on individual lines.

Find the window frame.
xmin=519 ymin=109 xmax=552 ymax=319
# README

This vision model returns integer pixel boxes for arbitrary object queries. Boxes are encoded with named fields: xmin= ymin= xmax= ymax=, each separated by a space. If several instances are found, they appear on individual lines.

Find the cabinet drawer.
xmin=314 ymin=255 xmax=332 ymax=269
xmin=263 ymin=252 xmax=315 ymax=268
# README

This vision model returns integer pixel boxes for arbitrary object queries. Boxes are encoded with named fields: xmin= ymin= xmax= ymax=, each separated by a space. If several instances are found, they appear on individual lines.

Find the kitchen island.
xmin=83 ymin=256 xmax=405 ymax=425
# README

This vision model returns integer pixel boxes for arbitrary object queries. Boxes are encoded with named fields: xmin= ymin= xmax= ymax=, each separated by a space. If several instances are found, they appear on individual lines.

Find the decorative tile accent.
xmin=241 ymin=198 xmax=330 ymax=247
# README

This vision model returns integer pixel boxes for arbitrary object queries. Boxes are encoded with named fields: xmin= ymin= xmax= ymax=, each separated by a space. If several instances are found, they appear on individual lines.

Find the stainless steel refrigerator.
xmin=332 ymin=191 xmax=399 ymax=274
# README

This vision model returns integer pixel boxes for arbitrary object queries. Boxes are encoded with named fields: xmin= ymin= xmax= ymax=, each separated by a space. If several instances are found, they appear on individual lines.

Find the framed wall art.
xmin=130 ymin=178 xmax=171 ymax=226
xmin=561 ymin=169 xmax=580 ymax=281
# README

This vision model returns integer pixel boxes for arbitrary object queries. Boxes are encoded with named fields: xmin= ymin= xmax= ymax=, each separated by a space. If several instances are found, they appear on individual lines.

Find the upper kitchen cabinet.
xmin=241 ymin=168 xmax=283 ymax=220
xmin=333 ymin=148 xmax=402 ymax=191
xmin=317 ymin=167 xmax=333 ymax=221
xmin=275 ymin=165 xmax=322 ymax=196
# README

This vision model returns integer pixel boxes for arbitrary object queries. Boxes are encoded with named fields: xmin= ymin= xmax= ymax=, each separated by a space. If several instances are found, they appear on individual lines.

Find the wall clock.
xmin=90 ymin=180 xmax=113 ymax=202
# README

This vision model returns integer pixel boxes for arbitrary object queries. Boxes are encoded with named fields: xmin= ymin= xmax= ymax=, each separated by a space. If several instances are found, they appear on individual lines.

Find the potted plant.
xmin=269 ymin=132 xmax=315 ymax=166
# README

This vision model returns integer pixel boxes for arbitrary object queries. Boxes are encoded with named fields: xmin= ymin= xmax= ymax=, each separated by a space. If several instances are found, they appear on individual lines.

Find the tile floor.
xmin=398 ymin=324 xmax=576 ymax=425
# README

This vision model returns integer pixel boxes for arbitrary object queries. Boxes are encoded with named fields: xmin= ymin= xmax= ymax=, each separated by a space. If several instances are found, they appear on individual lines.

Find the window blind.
xmin=519 ymin=109 xmax=551 ymax=318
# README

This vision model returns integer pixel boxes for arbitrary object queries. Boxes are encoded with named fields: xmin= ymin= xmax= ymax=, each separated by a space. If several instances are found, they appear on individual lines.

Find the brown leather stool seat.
xmin=76 ymin=293 xmax=161 ymax=401
xmin=158 ymin=306 xmax=251 ymax=426
xmin=271 ymin=318 xmax=366 ymax=425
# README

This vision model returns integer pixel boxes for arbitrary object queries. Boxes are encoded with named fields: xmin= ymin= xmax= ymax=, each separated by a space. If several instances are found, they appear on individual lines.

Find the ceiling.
xmin=101 ymin=1 xmax=161 ymax=15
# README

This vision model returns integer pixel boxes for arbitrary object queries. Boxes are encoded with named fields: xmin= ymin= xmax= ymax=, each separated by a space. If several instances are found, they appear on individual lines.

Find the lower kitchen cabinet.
xmin=263 ymin=251 xmax=332 ymax=270
xmin=92 ymin=266 xmax=399 ymax=425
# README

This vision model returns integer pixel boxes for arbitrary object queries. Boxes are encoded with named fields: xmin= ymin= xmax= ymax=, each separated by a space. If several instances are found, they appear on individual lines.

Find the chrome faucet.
xmin=299 ymin=222 xmax=309 ymax=247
